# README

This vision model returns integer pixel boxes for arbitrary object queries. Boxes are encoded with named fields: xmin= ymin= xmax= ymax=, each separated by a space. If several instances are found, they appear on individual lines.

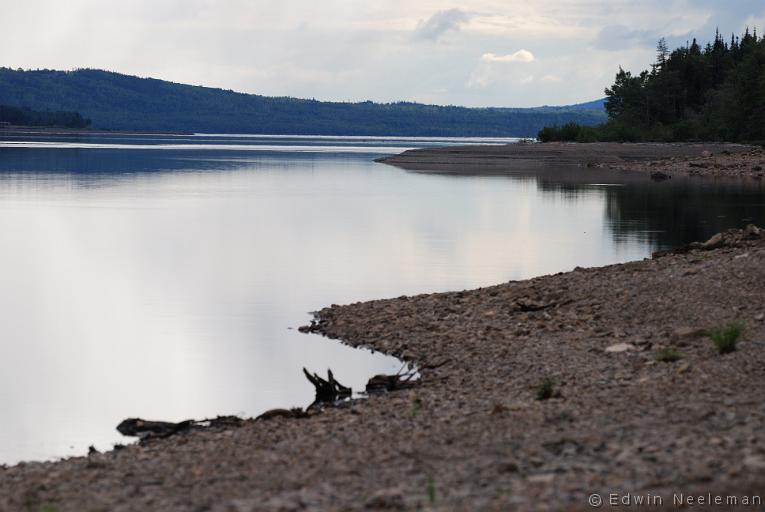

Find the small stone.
xmin=743 ymin=455 xmax=765 ymax=469
xmin=677 ymin=362 xmax=691 ymax=374
xmin=605 ymin=343 xmax=634 ymax=353
xmin=527 ymin=473 xmax=555 ymax=484
xmin=498 ymin=461 xmax=519 ymax=473
xmin=755 ymin=313 xmax=764 ymax=322
xmin=366 ymin=488 xmax=406 ymax=510
xmin=744 ymin=224 xmax=762 ymax=239
xmin=490 ymin=404 xmax=509 ymax=415
xmin=672 ymin=327 xmax=705 ymax=341
xmin=701 ymin=232 xmax=724 ymax=250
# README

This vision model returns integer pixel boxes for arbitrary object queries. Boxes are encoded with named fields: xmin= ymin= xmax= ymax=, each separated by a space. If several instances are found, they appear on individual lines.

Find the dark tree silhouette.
xmin=539 ymin=29 xmax=765 ymax=143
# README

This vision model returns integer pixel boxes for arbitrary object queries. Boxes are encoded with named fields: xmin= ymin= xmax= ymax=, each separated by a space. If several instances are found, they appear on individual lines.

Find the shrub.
xmin=707 ymin=322 xmax=743 ymax=354
xmin=536 ymin=378 xmax=556 ymax=400
xmin=655 ymin=347 xmax=682 ymax=362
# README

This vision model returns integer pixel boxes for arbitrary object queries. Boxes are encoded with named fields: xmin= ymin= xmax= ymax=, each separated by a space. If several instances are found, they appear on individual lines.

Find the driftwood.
xmin=303 ymin=368 xmax=352 ymax=406
xmin=116 ymin=418 xmax=196 ymax=439
xmin=116 ymin=415 xmax=245 ymax=440
xmin=365 ymin=366 xmax=418 ymax=394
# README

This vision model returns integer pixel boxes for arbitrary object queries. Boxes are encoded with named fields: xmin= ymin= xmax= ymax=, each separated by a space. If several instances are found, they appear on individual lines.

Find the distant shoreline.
xmin=0 ymin=125 xmax=194 ymax=137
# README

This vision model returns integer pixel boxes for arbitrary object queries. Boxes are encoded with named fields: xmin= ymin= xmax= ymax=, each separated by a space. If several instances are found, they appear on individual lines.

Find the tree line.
xmin=0 ymin=104 xmax=91 ymax=128
xmin=539 ymin=29 xmax=765 ymax=143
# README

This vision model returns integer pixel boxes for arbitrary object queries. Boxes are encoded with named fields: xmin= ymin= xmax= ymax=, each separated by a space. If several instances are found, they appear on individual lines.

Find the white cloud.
xmin=480 ymin=50 xmax=535 ymax=63
xmin=0 ymin=0 xmax=761 ymax=108
xmin=466 ymin=69 xmax=491 ymax=89
xmin=519 ymin=75 xmax=534 ymax=85
xmin=412 ymin=8 xmax=472 ymax=41
xmin=743 ymin=12 xmax=765 ymax=32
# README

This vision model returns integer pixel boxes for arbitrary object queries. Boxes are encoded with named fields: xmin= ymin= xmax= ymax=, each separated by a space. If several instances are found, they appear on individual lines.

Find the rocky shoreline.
xmin=2 ymin=223 xmax=764 ymax=511
xmin=378 ymin=141 xmax=763 ymax=180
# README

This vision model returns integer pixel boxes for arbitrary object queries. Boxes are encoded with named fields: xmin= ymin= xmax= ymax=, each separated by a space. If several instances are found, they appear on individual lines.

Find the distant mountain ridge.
xmin=0 ymin=68 xmax=606 ymax=136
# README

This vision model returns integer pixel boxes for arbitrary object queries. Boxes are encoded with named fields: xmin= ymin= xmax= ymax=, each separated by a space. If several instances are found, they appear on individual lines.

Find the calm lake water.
xmin=1 ymin=132 xmax=764 ymax=464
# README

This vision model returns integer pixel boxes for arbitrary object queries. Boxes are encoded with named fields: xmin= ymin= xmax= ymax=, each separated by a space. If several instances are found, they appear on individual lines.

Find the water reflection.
xmin=0 ymin=137 xmax=763 ymax=465
xmin=532 ymin=171 xmax=765 ymax=248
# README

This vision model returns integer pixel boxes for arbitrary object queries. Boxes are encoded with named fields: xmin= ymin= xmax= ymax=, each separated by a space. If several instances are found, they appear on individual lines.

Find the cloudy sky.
xmin=1 ymin=0 xmax=763 ymax=107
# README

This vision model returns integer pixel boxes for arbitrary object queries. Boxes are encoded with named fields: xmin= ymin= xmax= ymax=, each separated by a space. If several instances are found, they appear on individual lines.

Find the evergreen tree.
xmin=540 ymin=28 xmax=765 ymax=143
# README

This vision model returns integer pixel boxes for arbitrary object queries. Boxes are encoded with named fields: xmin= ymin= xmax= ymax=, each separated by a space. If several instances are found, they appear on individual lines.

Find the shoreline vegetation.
xmin=2 ymin=142 xmax=765 ymax=509
xmin=0 ymin=105 xmax=90 ymax=130
xmin=537 ymin=30 xmax=765 ymax=145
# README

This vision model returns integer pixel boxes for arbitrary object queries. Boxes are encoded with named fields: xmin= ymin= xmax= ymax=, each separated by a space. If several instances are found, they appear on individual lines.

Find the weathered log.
xmin=303 ymin=368 xmax=352 ymax=405
xmin=116 ymin=415 xmax=246 ymax=440
xmin=116 ymin=418 xmax=195 ymax=439
xmin=365 ymin=369 xmax=418 ymax=394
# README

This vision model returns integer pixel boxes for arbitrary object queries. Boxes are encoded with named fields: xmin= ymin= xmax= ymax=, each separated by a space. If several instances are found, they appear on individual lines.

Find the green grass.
xmin=707 ymin=322 xmax=743 ymax=354
xmin=536 ymin=378 xmax=556 ymax=401
xmin=656 ymin=347 xmax=683 ymax=362
xmin=410 ymin=397 xmax=422 ymax=417
xmin=426 ymin=474 xmax=436 ymax=503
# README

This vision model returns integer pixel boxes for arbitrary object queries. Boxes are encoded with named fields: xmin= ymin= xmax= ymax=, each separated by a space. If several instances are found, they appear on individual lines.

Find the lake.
xmin=0 ymin=132 xmax=763 ymax=464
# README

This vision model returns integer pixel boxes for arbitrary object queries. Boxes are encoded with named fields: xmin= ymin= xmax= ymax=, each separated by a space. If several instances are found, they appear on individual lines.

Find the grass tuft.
xmin=656 ymin=347 xmax=682 ymax=362
xmin=536 ymin=378 xmax=556 ymax=401
xmin=426 ymin=474 xmax=436 ymax=503
xmin=707 ymin=322 xmax=743 ymax=354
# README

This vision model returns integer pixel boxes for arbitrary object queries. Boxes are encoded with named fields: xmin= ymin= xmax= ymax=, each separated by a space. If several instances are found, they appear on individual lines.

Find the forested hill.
xmin=0 ymin=68 xmax=605 ymax=136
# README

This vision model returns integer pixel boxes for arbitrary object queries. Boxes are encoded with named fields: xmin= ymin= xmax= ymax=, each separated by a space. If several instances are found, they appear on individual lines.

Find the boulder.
xmin=701 ymin=232 xmax=724 ymax=250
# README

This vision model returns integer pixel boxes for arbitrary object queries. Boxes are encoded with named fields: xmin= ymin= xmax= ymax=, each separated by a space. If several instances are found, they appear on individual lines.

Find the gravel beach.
xmin=2 ymin=144 xmax=765 ymax=511
xmin=378 ymin=141 xmax=762 ymax=179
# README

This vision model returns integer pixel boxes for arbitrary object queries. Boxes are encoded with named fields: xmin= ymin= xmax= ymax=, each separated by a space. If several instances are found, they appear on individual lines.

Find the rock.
xmin=743 ymin=455 xmax=765 ymax=469
xmin=498 ymin=461 xmax=520 ymax=473
xmin=605 ymin=343 xmax=634 ymax=353
xmin=515 ymin=298 xmax=551 ymax=312
xmin=755 ymin=313 xmax=764 ymax=322
xmin=701 ymin=232 xmax=724 ymax=250
xmin=744 ymin=224 xmax=762 ymax=239
xmin=701 ymin=150 xmax=713 ymax=157
xmin=527 ymin=473 xmax=555 ymax=484
xmin=650 ymin=171 xmax=671 ymax=181
xmin=672 ymin=327 xmax=705 ymax=341
xmin=365 ymin=488 xmax=406 ymax=510
xmin=256 ymin=408 xmax=308 ymax=421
